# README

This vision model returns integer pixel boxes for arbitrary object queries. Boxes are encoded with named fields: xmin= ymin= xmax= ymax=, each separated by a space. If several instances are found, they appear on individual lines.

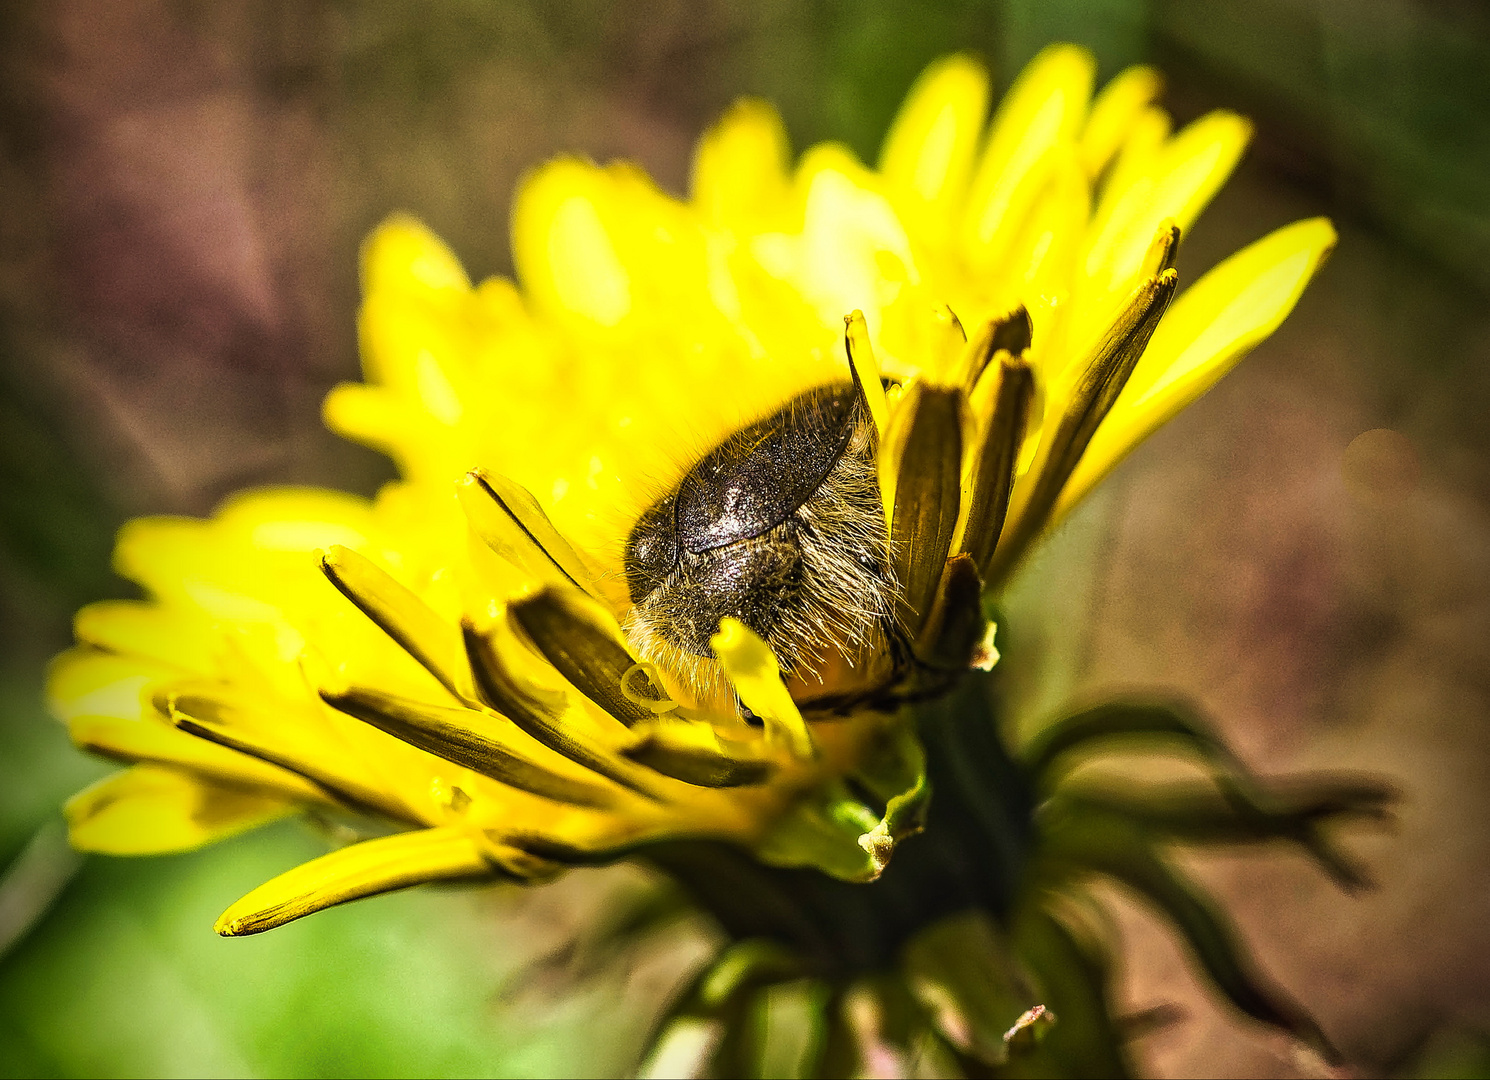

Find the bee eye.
xmin=624 ymin=384 xmax=861 ymax=605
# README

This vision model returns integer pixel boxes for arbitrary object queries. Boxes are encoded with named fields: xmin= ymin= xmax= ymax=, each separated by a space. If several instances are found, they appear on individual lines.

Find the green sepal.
xmin=1007 ymin=902 xmax=1130 ymax=1079
xmin=851 ymin=720 xmax=931 ymax=875
xmin=823 ymin=975 xmax=963 ymax=1079
xmin=496 ymin=877 xmax=694 ymax=1005
xmin=755 ymin=782 xmax=880 ymax=882
xmin=901 ymin=909 xmax=1039 ymax=1067
xmin=756 ymin=719 xmax=930 ymax=881
xmin=812 ymin=988 xmax=862 ymax=1080
xmin=746 ymin=978 xmax=832 ymax=1079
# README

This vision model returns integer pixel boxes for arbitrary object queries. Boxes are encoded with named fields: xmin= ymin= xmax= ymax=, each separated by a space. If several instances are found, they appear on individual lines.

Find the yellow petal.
xmin=622 ymin=719 xmax=774 ymax=788
xmin=957 ymin=356 xmax=1034 ymax=575
xmin=321 ymin=545 xmax=472 ymax=702
xmin=887 ymin=383 xmax=966 ymax=633
xmin=961 ymin=44 xmax=1095 ymax=270
xmin=69 ymin=713 xmax=328 ymax=801
xmin=1142 ymin=110 xmax=1253 ymax=236
xmin=1058 ymin=218 xmax=1336 ymax=517
xmin=507 ymin=586 xmax=647 ymax=728
xmin=361 ymin=214 xmax=470 ymax=304
xmin=1004 ymin=148 xmax=1091 ymax=308
xmin=878 ymin=54 xmax=990 ymax=243
xmin=167 ymin=689 xmax=418 ymax=824
xmin=1128 ymin=221 xmax=1335 ymax=406
xmin=794 ymin=146 xmax=920 ymax=336
xmin=710 ymin=618 xmax=813 ymax=759
xmin=1078 ymin=65 xmax=1163 ymax=177
xmin=322 ymin=383 xmax=430 ymax=468
xmin=73 ymin=600 xmax=213 ymax=674
xmin=844 ymin=309 xmax=890 ymax=440
xmin=1079 ymin=110 xmax=1252 ymax=325
xmin=512 ymin=158 xmax=632 ymax=327
xmin=1096 ymin=103 xmax=1170 ymax=212
xmin=66 ymin=765 xmax=294 ymax=855
xmin=215 ymin=826 xmax=491 ymax=936
xmin=875 ymin=375 xmax=918 ymax=528
xmin=463 ymin=621 xmax=663 ymax=797
xmin=358 ymin=285 xmax=471 ymax=408
xmin=110 ymin=516 xmax=208 ymax=600
xmin=992 ymin=270 xmax=1178 ymax=583
xmin=47 ymin=647 xmax=164 ymax=721
xmin=456 ymin=470 xmax=600 ymax=599
xmin=691 ymin=98 xmax=792 ymax=227
xmin=1085 ymin=104 xmax=1172 ymax=273
xmin=322 ymin=685 xmax=621 ymax=808
xmin=217 ymin=487 xmax=374 ymax=555
xmin=107 ymin=511 xmax=303 ymax=629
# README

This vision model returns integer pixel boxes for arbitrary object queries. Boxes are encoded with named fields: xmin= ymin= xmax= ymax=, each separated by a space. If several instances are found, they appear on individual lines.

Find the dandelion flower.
xmin=51 ymin=45 xmax=1383 ymax=1076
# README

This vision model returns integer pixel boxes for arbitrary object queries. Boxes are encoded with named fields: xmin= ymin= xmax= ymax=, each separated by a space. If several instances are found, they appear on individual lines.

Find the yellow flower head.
xmin=49 ymin=46 xmax=1335 ymax=937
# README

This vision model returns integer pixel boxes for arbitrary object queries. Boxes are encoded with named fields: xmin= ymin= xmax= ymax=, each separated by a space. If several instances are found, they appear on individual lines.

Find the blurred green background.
xmin=0 ymin=0 xmax=1487 ymax=1076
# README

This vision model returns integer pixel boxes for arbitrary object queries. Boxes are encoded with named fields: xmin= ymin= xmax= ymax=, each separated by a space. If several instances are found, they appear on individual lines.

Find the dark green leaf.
xmin=635 ymin=940 xmax=805 ymax=1078
xmin=901 ymin=909 xmax=1036 ymax=1066
xmin=1049 ymin=775 xmax=1396 ymax=891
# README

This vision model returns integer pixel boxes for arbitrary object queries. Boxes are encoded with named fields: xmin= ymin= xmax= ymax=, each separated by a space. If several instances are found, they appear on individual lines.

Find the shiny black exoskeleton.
xmin=623 ymin=383 xmax=890 ymax=667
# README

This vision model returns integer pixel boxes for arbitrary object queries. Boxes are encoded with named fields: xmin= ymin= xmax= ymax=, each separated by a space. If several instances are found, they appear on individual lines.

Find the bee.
xmin=622 ymin=380 xmax=897 ymax=711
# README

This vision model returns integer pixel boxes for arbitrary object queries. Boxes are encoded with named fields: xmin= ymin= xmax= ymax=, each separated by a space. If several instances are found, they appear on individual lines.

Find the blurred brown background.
xmin=1 ymin=1 xmax=1487 ymax=1076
